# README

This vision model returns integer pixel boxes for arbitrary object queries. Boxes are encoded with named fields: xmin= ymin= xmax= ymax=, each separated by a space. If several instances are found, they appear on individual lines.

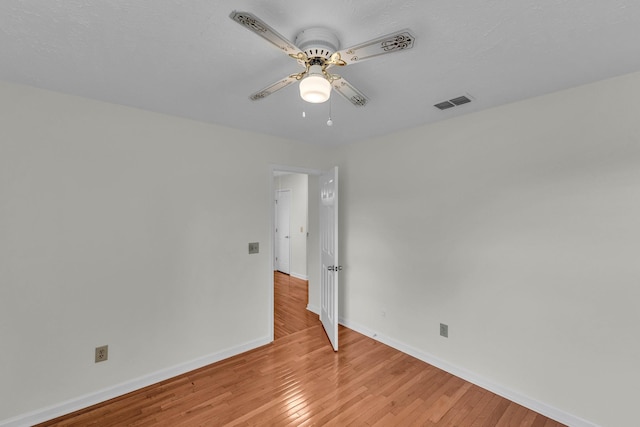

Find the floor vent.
xmin=434 ymin=95 xmax=472 ymax=110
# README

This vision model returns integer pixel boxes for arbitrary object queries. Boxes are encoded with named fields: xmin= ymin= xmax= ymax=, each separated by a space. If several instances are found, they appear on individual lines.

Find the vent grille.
xmin=434 ymin=101 xmax=455 ymax=110
xmin=435 ymin=95 xmax=472 ymax=110
xmin=450 ymin=96 xmax=471 ymax=106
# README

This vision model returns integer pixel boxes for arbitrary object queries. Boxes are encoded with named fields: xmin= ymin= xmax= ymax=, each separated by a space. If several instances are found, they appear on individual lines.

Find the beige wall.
xmin=3 ymin=69 xmax=640 ymax=426
xmin=337 ymin=71 xmax=640 ymax=427
xmin=0 ymin=81 xmax=330 ymax=422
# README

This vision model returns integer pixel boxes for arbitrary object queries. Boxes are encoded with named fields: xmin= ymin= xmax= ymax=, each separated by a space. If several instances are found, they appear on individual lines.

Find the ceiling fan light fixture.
xmin=299 ymin=65 xmax=331 ymax=103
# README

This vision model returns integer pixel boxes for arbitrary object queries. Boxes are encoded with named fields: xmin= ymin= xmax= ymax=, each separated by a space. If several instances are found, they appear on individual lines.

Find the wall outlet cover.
xmin=440 ymin=323 xmax=449 ymax=338
xmin=95 ymin=345 xmax=108 ymax=363
xmin=248 ymin=242 xmax=259 ymax=254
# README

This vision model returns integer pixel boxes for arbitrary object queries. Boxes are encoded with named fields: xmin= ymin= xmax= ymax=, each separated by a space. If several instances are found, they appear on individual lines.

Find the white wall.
xmin=0 ymin=81 xmax=330 ymax=423
xmin=337 ymin=71 xmax=640 ymax=427
xmin=274 ymin=173 xmax=308 ymax=280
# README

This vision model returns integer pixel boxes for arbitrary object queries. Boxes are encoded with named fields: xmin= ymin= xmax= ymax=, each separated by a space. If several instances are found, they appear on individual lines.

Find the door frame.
xmin=268 ymin=164 xmax=323 ymax=342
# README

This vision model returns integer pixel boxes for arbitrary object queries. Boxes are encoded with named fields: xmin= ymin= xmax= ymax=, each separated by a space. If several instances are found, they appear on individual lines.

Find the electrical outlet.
xmin=248 ymin=242 xmax=259 ymax=254
xmin=95 ymin=345 xmax=108 ymax=363
xmin=440 ymin=323 xmax=449 ymax=338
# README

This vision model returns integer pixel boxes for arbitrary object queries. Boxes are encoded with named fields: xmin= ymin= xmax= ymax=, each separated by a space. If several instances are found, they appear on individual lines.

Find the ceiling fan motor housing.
xmin=295 ymin=27 xmax=340 ymax=60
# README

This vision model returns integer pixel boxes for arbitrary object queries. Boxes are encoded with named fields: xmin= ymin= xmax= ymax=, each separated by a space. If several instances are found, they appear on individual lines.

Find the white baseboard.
xmin=4 ymin=320 xmax=598 ymax=427
xmin=306 ymin=304 xmax=320 ymax=315
xmin=338 ymin=317 xmax=599 ymax=427
xmin=0 ymin=336 xmax=271 ymax=427
xmin=290 ymin=272 xmax=308 ymax=281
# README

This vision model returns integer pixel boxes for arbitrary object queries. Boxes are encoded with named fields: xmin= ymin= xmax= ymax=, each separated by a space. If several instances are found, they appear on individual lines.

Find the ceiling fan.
xmin=229 ymin=11 xmax=415 ymax=107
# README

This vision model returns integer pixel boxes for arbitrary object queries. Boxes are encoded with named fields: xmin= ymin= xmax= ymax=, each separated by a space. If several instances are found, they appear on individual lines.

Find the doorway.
xmin=270 ymin=166 xmax=321 ymax=343
xmin=274 ymin=173 xmax=307 ymax=280
xmin=270 ymin=165 xmax=340 ymax=350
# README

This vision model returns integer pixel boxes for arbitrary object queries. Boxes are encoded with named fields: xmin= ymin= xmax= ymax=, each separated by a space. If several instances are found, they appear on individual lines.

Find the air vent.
xmin=434 ymin=101 xmax=455 ymax=110
xmin=434 ymin=95 xmax=472 ymax=110
xmin=450 ymin=96 xmax=471 ymax=106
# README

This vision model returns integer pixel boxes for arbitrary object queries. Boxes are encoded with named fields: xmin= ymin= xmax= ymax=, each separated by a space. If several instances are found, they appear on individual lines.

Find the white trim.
xmin=290 ymin=272 xmax=308 ymax=281
xmin=0 ymin=337 xmax=271 ymax=427
xmin=306 ymin=304 xmax=320 ymax=315
xmin=338 ymin=317 xmax=599 ymax=427
xmin=270 ymin=164 xmax=323 ymax=177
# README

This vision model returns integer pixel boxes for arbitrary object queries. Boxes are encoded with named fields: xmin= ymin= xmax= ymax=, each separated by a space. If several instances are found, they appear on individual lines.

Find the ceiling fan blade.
xmin=331 ymin=76 xmax=369 ymax=107
xmin=249 ymin=75 xmax=298 ymax=101
xmin=229 ymin=11 xmax=303 ymax=57
xmin=333 ymin=29 xmax=415 ymax=66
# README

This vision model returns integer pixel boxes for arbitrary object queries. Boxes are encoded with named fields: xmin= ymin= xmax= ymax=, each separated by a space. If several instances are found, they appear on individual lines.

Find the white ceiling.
xmin=2 ymin=0 xmax=640 ymax=146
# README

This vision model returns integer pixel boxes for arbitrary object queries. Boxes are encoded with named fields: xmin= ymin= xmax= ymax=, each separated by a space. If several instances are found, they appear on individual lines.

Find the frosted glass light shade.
xmin=299 ymin=68 xmax=331 ymax=103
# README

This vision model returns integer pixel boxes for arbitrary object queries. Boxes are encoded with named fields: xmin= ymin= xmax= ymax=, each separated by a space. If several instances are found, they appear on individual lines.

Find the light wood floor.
xmin=37 ymin=272 xmax=565 ymax=426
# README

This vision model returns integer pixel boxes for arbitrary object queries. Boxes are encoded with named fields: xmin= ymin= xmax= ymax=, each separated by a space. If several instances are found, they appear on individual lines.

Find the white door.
xmin=275 ymin=189 xmax=291 ymax=274
xmin=320 ymin=167 xmax=339 ymax=351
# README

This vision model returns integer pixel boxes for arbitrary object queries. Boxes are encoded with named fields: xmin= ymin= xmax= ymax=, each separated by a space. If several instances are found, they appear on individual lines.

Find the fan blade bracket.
xmin=290 ymin=71 xmax=308 ymax=81
xmin=249 ymin=76 xmax=298 ymax=101
xmin=322 ymin=70 xmax=341 ymax=83
xmin=230 ymin=11 xmax=303 ymax=57
xmin=326 ymin=52 xmax=347 ymax=68
xmin=336 ymin=29 xmax=415 ymax=65
xmin=289 ymin=52 xmax=311 ymax=67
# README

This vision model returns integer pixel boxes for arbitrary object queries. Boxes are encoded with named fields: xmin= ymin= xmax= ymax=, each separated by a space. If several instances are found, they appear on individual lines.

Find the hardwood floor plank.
xmin=495 ymin=402 xmax=525 ymax=426
xmin=436 ymin=385 xmax=486 ymax=427
xmin=37 ymin=272 xmax=566 ymax=426
xmin=428 ymin=381 xmax=474 ymax=423
xmin=480 ymin=398 xmax=512 ymax=427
